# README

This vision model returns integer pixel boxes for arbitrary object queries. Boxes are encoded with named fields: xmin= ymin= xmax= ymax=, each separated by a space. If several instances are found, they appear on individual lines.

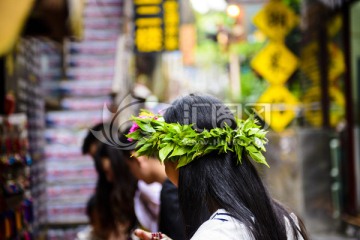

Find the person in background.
xmin=82 ymin=124 xmax=160 ymax=239
xmin=120 ymin=131 xmax=185 ymax=240
xmin=82 ymin=123 xmax=105 ymax=158
xmin=80 ymin=124 xmax=106 ymax=239
xmin=133 ymin=180 xmax=162 ymax=233
xmin=94 ymin=143 xmax=138 ymax=239
xmin=76 ymin=195 xmax=102 ymax=240
xmin=128 ymin=94 xmax=309 ymax=240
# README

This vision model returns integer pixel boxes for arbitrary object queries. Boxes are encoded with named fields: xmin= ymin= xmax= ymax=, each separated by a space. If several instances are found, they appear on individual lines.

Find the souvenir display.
xmin=0 ymin=114 xmax=33 ymax=240
xmin=39 ymin=0 xmax=123 ymax=237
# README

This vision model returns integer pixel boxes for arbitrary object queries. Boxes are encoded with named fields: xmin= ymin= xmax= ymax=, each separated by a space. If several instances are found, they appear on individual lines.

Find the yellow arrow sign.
xmin=251 ymin=41 xmax=299 ymax=85
xmin=257 ymin=85 xmax=299 ymax=132
xmin=253 ymin=0 xmax=298 ymax=42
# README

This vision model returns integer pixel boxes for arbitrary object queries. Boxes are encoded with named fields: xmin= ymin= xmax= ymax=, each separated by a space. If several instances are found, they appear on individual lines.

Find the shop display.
xmin=4 ymin=0 xmax=124 ymax=238
xmin=39 ymin=0 xmax=123 ymax=237
xmin=0 ymin=114 xmax=33 ymax=240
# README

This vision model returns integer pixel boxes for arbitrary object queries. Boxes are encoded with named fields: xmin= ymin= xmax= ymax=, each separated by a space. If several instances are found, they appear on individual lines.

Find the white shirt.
xmin=191 ymin=209 xmax=304 ymax=240
xmin=134 ymin=181 xmax=162 ymax=232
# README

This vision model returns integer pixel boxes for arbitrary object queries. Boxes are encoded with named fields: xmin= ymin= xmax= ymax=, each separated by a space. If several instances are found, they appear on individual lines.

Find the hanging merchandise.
xmin=36 ymin=0 xmax=124 ymax=238
xmin=0 ymin=114 xmax=33 ymax=240
xmin=251 ymin=0 xmax=299 ymax=132
xmin=13 ymin=39 xmax=52 ymax=235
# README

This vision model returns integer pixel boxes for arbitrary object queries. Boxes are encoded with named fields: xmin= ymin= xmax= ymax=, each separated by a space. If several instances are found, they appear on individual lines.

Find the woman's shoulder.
xmin=284 ymin=213 xmax=304 ymax=240
xmin=191 ymin=209 xmax=304 ymax=240
xmin=191 ymin=209 xmax=253 ymax=240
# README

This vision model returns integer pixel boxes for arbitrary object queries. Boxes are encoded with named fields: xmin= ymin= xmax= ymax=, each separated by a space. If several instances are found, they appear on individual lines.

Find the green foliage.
xmin=241 ymin=67 xmax=268 ymax=103
xmin=194 ymin=11 xmax=232 ymax=67
xmin=126 ymin=111 xmax=269 ymax=168
xmin=230 ymin=42 xmax=266 ymax=59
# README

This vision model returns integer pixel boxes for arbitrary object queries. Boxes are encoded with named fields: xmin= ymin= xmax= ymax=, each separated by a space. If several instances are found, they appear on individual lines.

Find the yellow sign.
xmin=251 ymin=41 xmax=299 ymax=85
xmin=253 ymin=0 xmax=298 ymax=41
xmin=328 ymin=43 xmax=345 ymax=81
xmin=300 ymin=42 xmax=320 ymax=82
xmin=303 ymin=86 xmax=345 ymax=127
xmin=300 ymin=42 xmax=345 ymax=83
xmin=134 ymin=0 xmax=163 ymax=53
xmin=327 ymin=14 xmax=342 ymax=37
xmin=164 ymin=0 xmax=179 ymax=51
xmin=135 ymin=25 xmax=163 ymax=52
xmin=257 ymin=85 xmax=299 ymax=132
xmin=134 ymin=0 xmax=179 ymax=52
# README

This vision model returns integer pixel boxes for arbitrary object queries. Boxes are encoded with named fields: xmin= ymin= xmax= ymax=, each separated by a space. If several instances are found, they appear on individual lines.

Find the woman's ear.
xmin=130 ymin=151 xmax=141 ymax=163
xmin=135 ymin=155 xmax=147 ymax=168
xmin=164 ymin=161 xmax=179 ymax=187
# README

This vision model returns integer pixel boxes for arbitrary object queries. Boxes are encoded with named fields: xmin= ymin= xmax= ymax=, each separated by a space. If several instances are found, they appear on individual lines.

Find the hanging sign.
xmin=327 ymin=14 xmax=342 ymax=37
xmin=134 ymin=0 xmax=179 ymax=53
xmin=303 ymin=86 xmax=345 ymax=127
xmin=300 ymin=41 xmax=320 ymax=83
xmin=134 ymin=0 xmax=163 ymax=53
xmin=300 ymin=42 xmax=345 ymax=83
xmin=251 ymin=41 xmax=299 ymax=85
xmin=257 ymin=85 xmax=299 ymax=132
xmin=163 ymin=0 xmax=179 ymax=51
xmin=253 ymin=0 xmax=298 ymax=42
xmin=328 ymin=43 xmax=345 ymax=81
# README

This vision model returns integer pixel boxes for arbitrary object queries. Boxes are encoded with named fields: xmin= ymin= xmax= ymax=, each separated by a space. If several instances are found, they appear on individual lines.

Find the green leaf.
xmin=248 ymin=151 xmax=269 ymax=168
xmin=169 ymin=146 xmax=188 ymax=158
xmin=253 ymin=137 xmax=265 ymax=151
xmin=255 ymin=130 xmax=267 ymax=139
xmin=239 ymin=135 xmax=252 ymax=145
xmin=177 ymin=156 xmax=189 ymax=168
xmin=137 ymin=143 xmax=153 ymax=154
xmin=246 ymin=145 xmax=258 ymax=153
xmin=203 ymin=145 xmax=219 ymax=154
xmin=172 ymin=124 xmax=181 ymax=133
xmin=248 ymin=128 xmax=259 ymax=136
xmin=136 ymin=120 xmax=156 ymax=133
xmin=126 ymin=130 xmax=142 ymax=140
xmin=181 ymin=138 xmax=196 ymax=146
xmin=243 ymin=119 xmax=253 ymax=132
xmin=234 ymin=145 xmax=243 ymax=164
xmin=159 ymin=144 xmax=174 ymax=162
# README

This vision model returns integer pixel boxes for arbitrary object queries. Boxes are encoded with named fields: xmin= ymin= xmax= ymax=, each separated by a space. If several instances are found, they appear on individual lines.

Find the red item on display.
xmin=5 ymin=93 xmax=15 ymax=115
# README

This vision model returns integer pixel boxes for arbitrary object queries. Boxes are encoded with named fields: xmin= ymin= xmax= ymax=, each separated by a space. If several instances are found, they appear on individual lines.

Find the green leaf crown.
xmin=126 ymin=110 xmax=269 ymax=168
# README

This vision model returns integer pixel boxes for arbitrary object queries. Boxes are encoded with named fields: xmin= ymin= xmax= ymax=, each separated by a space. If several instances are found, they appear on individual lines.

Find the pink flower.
xmin=127 ymin=122 xmax=140 ymax=142
xmin=129 ymin=122 xmax=140 ymax=133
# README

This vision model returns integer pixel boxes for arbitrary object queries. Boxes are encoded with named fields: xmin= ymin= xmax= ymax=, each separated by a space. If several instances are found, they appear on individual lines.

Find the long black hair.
xmin=94 ymin=143 xmax=137 ymax=237
xmin=163 ymin=94 xmax=308 ymax=240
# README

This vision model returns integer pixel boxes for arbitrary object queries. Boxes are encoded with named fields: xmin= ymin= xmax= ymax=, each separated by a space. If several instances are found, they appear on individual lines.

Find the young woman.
xmin=94 ymin=144 xmax=138 ymax=239
xmin=128 ymin=94 xmax=308 ymax=240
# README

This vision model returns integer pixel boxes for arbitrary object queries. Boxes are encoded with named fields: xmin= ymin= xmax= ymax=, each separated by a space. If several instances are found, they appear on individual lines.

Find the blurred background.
xmin=1 ymin=0 xmax=360 ymax=239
